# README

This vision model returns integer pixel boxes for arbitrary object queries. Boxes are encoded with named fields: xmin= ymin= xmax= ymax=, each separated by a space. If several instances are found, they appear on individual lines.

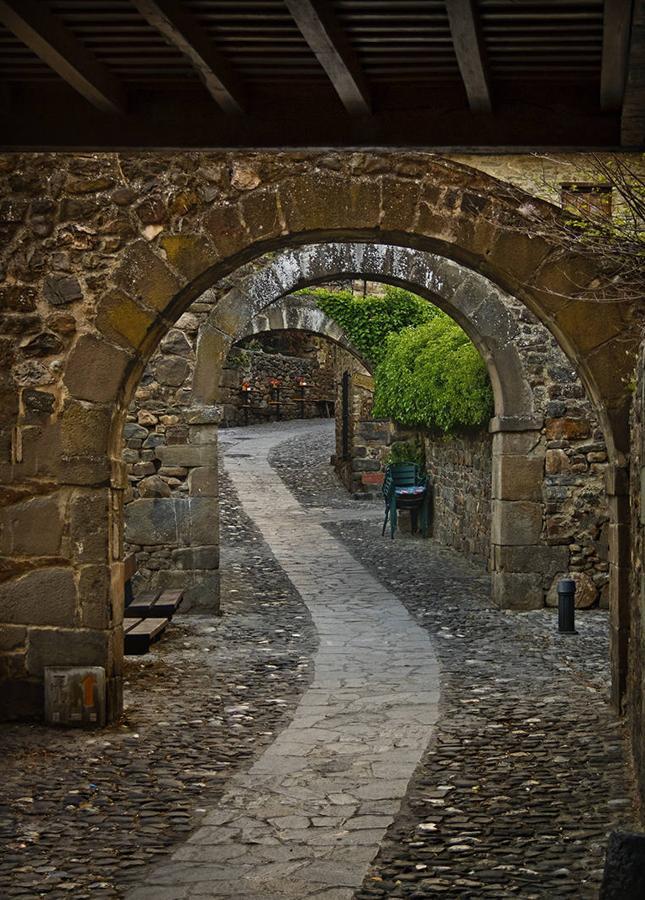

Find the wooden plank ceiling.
xmin=0 ymin=0 xmax=641 ymax=148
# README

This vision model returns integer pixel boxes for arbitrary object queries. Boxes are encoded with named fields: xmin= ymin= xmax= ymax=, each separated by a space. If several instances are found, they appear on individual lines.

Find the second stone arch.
xmin=124 ymin=241 xmax=609 ymax=612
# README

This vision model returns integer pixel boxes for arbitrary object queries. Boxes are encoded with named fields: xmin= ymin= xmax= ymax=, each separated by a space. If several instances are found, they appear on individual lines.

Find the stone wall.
xmin=425 ymin=430 xmax=493 ymax=564
xmin=0 ymin=149 xmax=638 ymax=766
xmin=629 ymin=339 xmax=645 ymax=802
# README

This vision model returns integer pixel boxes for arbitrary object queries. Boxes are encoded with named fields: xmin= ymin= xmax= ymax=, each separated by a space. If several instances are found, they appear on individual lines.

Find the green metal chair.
xmin=382 ymin=463 xmax=430 ymax=540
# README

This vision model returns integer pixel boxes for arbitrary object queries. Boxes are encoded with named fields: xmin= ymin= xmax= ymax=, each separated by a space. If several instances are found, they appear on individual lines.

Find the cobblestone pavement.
xmin=272 ymin=421 xmax=639 ymax=899
xmin=0 ymin=465 xmax=317 ymax=900
xmin=127 ymin=421 xmax=440 ymax=899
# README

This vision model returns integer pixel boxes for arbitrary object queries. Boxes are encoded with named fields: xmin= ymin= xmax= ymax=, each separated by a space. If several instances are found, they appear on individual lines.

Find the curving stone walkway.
xmin=128 ymin=422 xmax=440 ymax=900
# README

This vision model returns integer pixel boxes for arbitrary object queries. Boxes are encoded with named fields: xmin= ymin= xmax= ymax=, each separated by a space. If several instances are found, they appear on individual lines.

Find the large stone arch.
xmin=0 ymin=152 xmax=636 ymax=724
xmin=186 ymin=242 xmax=555 ymax=616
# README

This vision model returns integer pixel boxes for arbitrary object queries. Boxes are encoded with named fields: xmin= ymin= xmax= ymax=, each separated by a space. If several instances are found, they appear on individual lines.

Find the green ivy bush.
xmin=299 ymin=285 xmax=437 ymax=364
xmin=373 ymin=317 xmax=494 ymax=433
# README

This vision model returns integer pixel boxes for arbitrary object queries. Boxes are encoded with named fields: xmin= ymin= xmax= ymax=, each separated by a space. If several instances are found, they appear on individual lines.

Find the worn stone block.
xmin=176 ymin=496 xmax=218 ymax=545
xmin=545 ymin=417 xmax=592 ymax=440
xmin=96 ymin=289 xmax=156 ymax=351
xmin=60 ymin=400 xmax=111 ymax=456
xmin=159 ymin=234 xmax=216 ymax=281
xmin=64 ymin=335 xmax=131 ymax=403
xmin=492 ymin=456 xmax=543 ymax=501
xmin=492 ymin=571 xmax=544 ymax=610
xmin=491 ymin=500 xmax=543 ymax=546
xmin=279 ymin=173 xmax=380 ymax=233
xmin=44 ymin=274 xmax=83 ymax=307
xmin=203 ymin=204 xmax=248 ymax=258
xmin=156 ymin=444 xmax=215 ymax=467
xmin=0 ymin=568 xmax=77 ymax=627
xmin=0 ymin=624 xmax=27 ymax=652
xmin=27 ymin=628 xmax=110 ymax=677
xmin=494 ymin=544 xmax=568 ymax=578
xmin=79 ymin=566 xmax=112 ymax=629
xmin=114 ymin=240 xmax=182 ymax=313
xmin=492 ymin=430 xmax=542 ymax=456
xmin=155 ymin=355 xmax=190 ymax=387
xmin=124 ymin=498 xmax=178 ymax=545
xmin=188 ymin=466 xmax=218 ymax=497
xmin=0 ymin=493 xmax=67 ymax=557
xmin=69 ymin=488 xmax=109 ymax=563
xmin=240 ymin=187 xmax=282 ymax=240
xmin=380 ymin=176 xmax=421 ymax=232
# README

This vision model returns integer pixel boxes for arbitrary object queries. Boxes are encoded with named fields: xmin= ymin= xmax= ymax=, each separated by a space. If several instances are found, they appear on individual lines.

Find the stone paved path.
xmin=128 ymin=422 xmax=440 ymax=900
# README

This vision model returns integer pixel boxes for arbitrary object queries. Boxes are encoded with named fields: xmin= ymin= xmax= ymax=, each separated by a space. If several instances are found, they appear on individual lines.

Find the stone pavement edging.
xmin=128 ymin=422 xmax=439 ymax=899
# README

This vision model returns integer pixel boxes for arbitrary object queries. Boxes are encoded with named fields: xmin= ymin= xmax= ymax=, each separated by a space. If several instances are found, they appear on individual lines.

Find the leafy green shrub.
xmin=299 ymin=285 xmax=437 ymax=364
xmin=373 ymin=317 xmax=494 ymax=433
xmin=387 ymin=438 xmax=426 ymax=469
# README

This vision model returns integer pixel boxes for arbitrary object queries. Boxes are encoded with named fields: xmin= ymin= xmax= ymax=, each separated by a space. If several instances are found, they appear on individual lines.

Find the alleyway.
xmin=0 ymin=420 xmax=638 ymax=899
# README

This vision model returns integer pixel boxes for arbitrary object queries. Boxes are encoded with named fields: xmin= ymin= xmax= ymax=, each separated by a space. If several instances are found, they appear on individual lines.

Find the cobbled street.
xmin=0 ymin=419 xmax=639 ymax=899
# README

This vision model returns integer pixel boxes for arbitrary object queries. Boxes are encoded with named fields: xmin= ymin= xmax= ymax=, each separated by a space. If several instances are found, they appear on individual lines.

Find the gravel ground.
xmin=270 ymin=424 xmax=639 ymax=899
xmin=0 ymin=466 xmax=317 ymax=900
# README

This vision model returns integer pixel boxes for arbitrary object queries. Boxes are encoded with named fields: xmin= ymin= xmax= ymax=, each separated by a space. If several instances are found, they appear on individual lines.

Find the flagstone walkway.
xmin=128 ymin=423 xmax=440 ymax=900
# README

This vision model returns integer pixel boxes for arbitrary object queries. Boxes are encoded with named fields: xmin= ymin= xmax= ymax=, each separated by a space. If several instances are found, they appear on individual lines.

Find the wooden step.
xmin=124 ymin=616 xmax=169 ymax=655
xmin=126 ymin=589 xmax=183 ymax=619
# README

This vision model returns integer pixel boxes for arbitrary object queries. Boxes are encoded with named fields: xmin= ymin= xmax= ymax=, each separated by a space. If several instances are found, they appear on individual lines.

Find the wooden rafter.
xmin=445 ymin=0 xmax=492 ymax=113
xmin=131 ymin=0 xmax=245 ymax=115
xmin=602 ymin=0 xmax=634 ymax=110
xmin=284 ymin=0 xmax=371 ymax=116
xmin=0 ymin=0 xmax=125 ymax=114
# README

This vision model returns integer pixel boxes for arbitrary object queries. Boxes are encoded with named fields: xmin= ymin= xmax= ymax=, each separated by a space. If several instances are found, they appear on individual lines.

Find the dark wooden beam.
xmin=131 ymin=0 xmax=245 ymax=115
xmin=621 ymin=0 xmax=645 ymax=144
xmin=284 ymin=0 xmax=371 ymax=116
xmin=601 ymin=0 xmax=633 ymax=110
xmin=0 ymin=0 xmax=125 ymax=114
xmin=445 ymin=0 xmax=492 ymax=113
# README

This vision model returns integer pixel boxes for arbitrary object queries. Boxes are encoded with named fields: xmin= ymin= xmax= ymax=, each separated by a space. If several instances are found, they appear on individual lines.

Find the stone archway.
xmin=187 ymin=242 xmax=571 ymax=618
xmin=0 ymin=152 xmax=636 ymax=725
xmin=123 ymin=291 xmax=371 ymax=608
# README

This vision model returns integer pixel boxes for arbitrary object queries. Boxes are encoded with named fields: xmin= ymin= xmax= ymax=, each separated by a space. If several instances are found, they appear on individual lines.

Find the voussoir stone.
xmin=64 ymin=335 xmax=132 ymax=403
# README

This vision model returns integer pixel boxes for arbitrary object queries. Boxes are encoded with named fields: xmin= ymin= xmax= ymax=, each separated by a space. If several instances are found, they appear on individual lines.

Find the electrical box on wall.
xmin=44 ymin=667 xmax=106 ymax=727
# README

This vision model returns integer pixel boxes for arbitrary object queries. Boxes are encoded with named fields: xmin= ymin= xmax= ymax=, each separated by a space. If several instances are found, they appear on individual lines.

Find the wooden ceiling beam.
xmin=445 ymin=0 xmax=492 ymax=113
xmin=0 ymin=0 xmax=125 ymax=114
xmin=601 ymin=0 xmax=633 ymax=110
xmin=131 ymin=0 xmax=245 ymax=115
xmin=284 ymin=0 xmax=371 ymax=116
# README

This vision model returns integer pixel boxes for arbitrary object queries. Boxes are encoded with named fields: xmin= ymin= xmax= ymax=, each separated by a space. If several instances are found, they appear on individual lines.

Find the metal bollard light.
xmin=557 ymin=577 xmax=577 ymax=634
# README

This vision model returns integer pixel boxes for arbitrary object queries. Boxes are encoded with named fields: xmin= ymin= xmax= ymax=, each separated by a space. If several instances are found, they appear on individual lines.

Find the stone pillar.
xmin=607 ymin=463 xmax=630 ymax=711
xmin=490 ymin=417 xmax=565 ymax=609
xmin=124 ymin=406 xmax=221 ymax=612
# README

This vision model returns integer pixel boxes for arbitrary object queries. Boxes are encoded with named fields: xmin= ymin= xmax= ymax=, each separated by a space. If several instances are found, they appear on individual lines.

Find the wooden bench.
xmin=123 ymin=616 xmax=169 ymax=655
xmin=126 ymin=589 xmax=183 ymax=619
xmin=122 ymin=555 xmax=183 ymax=655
